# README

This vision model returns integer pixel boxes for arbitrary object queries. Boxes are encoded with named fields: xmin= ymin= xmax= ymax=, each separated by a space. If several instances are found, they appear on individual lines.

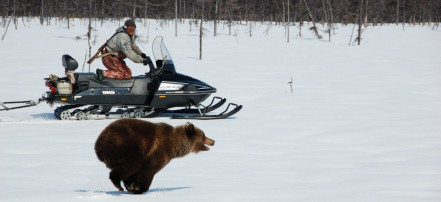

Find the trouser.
xmin=101 ymin=55 xmax=132 ymax=79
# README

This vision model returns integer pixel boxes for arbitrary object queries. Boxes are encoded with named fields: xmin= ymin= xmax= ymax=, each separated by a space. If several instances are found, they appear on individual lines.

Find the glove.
xmin=140 ymin=53 xmax=148 ymax=59
xmin=142 ymin=56 xmax=152 ymax=66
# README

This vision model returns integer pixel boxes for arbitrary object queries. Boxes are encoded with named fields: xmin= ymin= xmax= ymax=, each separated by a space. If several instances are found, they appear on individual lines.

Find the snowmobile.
xmin=0 ymin=36 xmax=242 ymax=120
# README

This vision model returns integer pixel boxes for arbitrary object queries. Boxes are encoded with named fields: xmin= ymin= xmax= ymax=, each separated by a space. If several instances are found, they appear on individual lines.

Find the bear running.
xmin=94 ymin=119 xmax=215 ymax=194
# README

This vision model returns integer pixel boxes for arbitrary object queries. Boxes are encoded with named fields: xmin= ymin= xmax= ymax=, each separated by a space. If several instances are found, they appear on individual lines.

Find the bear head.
xmin=184 ymin=122 xmax=215 ymax=153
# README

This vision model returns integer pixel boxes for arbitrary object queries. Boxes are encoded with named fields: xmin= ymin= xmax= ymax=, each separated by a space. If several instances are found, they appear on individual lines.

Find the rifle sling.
xmin=92 ymin=31 xmax=122 ymax=59
xmin=97 ymin=51 xmax=118 ymax=58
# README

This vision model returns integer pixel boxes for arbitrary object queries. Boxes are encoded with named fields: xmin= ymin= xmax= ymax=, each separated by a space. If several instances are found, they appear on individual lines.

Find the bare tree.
xmin=4 ymin=0 xmax=441 ymax=30
xmin=175 ymin=0 xmax=178 ymax=37
xmin=327 ymin=0 xmax=335 ymax=41
xmin=349 ymin=22 xmax=356 ymax=46
xmin=87 ymin=0 xmax=93 ymax=71
xmin=132 ymin=0 xmax=136 ymax=19
xmin=396 ymin=0 xmax=400 ymax=25
xmin=214 ymin=0 xmax=218 ymax=36
xmin=144 ymin=0 xmax=148 ymax=20
xmin=199 ymin=0 xmax=204 ymax=60
xmin=298 ymin=0 xmax=303 ymax=38
xmin=40 ymin=0 xmax=44 ymax=25
xmin=1 ymin=17 xmax=12 ymax=40
xmin=302 ymin=0 xmax=322 ymax=39
xmin=402 ymin=0 xmax=405 ymax=30
xmin=364 ymin=0 xmax=368 ymax=27
xmin=357 ymin=0 xmax=363 ymax=45
xmin=287 ymin=0 xmax=290 ymax=43
xmin=282 ymin=0 xmax=286 ymax=34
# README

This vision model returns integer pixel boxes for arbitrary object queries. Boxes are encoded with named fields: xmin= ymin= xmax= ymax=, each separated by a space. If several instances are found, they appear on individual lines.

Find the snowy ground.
xmin=1 ymin=18 xmax=441 ymax=202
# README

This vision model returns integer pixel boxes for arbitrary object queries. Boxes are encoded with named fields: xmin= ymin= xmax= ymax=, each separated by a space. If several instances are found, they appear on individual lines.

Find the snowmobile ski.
xmin=164 ymin=96 xmax=226 ymax=114
xmin=171 ymin=103 xmax=242 ymax=120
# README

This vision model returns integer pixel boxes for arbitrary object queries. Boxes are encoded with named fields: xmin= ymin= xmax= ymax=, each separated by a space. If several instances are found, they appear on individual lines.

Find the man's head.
xmin=124 ymin=19 xmax=136 ymax=36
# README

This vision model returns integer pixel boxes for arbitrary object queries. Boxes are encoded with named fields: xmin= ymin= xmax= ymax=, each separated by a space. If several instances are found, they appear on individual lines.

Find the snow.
xmin=1 ymin=18 xmax=441 ymax=201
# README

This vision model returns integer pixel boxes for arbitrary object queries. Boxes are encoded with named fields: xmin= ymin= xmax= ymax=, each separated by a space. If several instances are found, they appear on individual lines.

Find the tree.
xmin=175 ymin=0 xmax=178 ymax=37
xmin=396 ymin=0 xmax=399 ymax=24
xmin=3 ymin=0 xmax=441 ymax=29
xmin=287 ymin=0 xmax=290 ymax=43
xmin=214 ymin=0 xmax=219 ymax=36
xmin=302 ymin=0 xmax=322 ymax=39
xmin=199 ymin=0 xmax=204 ymax=60
xmin=357 ymin=0 xmax=363 ymax=45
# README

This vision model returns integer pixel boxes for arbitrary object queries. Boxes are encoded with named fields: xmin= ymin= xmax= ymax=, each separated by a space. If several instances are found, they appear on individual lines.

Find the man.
xmin=96 ymin=19 xmax=151 ymax=80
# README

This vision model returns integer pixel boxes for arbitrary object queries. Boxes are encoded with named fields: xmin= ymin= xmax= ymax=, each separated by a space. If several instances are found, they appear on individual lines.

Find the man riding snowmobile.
xmin=96 ymin=19 xmax=152 ymax=80
xmin=1 ymin=35 xmax=242 ymax=120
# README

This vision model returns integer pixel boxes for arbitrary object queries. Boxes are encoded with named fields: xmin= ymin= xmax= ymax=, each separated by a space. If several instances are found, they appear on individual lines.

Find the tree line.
xmin=2 ymin=0 xmax=441 ymax=26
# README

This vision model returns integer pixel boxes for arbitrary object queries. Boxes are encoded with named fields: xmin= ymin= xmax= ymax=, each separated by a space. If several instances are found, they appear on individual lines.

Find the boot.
xmin=96 ymin=69 xmax=104 ymax=81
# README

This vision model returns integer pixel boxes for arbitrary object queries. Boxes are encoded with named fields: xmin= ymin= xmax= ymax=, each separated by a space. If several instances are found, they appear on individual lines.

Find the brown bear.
xmin=94 ymin=119 xmax=215 ymax=194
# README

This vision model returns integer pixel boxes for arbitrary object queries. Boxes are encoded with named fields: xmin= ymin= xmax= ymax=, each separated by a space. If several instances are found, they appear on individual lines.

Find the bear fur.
xmin=95 ymin=119 xmax=215 ymax=194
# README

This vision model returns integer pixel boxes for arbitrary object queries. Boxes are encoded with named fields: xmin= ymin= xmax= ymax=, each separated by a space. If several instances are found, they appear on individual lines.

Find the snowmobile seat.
xmin=98 ymin=78 xmax=137 ymax=88
xmin=74 ymin=73 xmax=138 ymax=92
xmin=62 ymin=54 xmax=78 ymax=71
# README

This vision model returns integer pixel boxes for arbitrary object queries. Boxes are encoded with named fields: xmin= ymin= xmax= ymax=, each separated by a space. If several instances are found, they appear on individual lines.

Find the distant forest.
xmin=2 ymin=0 xmax=441 ymax=25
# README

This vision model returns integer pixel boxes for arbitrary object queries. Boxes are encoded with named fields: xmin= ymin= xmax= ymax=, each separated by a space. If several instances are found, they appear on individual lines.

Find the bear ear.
xmin=185 ymin=122 xmax=195 ymax=136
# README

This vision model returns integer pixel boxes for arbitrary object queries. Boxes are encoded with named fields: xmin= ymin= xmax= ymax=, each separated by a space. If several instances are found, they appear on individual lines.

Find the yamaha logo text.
xmin=102 ymin=91 xmax=115 ymax=95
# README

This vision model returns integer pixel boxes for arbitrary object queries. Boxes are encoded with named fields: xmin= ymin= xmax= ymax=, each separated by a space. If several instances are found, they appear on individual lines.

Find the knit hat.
xmin=124 ymin=19 xmax=136 ymax=28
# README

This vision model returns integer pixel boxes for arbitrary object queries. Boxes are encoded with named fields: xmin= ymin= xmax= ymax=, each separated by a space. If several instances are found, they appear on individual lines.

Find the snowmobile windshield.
xmin=152 ymin=36 xmax=173 ymax=65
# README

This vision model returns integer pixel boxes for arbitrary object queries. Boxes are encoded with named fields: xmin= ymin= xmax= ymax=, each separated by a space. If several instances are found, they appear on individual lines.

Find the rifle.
xmin=87 ymin=32 xmax=119 ymax=64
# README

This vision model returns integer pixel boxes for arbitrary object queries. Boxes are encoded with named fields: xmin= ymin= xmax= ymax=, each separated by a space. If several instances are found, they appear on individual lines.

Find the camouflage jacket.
xmin=105 ymin=27 xmax=143 ymax=63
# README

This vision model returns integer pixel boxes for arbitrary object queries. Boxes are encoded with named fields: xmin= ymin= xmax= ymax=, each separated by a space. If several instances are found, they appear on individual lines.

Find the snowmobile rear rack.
xmin=0 ymin=99 xmax=42 ymax=111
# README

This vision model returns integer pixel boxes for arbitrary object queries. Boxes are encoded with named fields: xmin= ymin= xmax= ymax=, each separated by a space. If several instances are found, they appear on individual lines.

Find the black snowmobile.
xmin=1 ymin=36 xmax=242 ymax=120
